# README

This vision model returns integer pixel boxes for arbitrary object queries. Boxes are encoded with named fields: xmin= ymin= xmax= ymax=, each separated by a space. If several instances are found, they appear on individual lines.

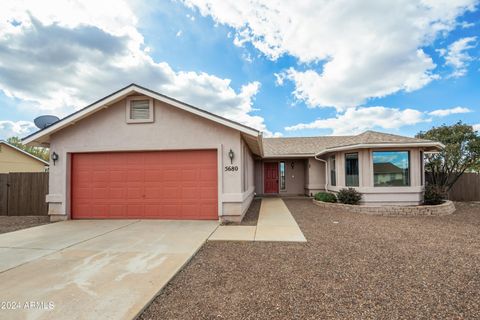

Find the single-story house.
xmin=23 ymin=84 xmax=443 ymax=222
xmin=0 ymin=140 xmax=49 ymax=173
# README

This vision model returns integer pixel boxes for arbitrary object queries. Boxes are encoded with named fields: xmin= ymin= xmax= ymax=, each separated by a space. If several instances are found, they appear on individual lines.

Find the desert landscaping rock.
xmin=140 ymin=199 xmax=480 ymax=320
xmin=313 ymin=199 xmax=456 ymax=216
xmin=0 ymin=216 xmax=50 ymax=234
xmin=223 ymin=198 xmax=261 ymax=226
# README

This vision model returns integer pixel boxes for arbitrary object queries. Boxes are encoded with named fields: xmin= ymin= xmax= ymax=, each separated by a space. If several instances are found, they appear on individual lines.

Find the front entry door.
xmin=264 ymin=162 xmax=279 ymax=194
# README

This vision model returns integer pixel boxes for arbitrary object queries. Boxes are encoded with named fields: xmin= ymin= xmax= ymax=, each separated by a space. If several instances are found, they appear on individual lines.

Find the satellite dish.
xmin=34 ymin=115 xmax=60 ymax=129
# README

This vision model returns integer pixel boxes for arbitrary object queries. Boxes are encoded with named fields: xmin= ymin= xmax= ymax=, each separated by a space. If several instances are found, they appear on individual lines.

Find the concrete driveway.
xmin=0 ymin=219 xmax=218 ymax=320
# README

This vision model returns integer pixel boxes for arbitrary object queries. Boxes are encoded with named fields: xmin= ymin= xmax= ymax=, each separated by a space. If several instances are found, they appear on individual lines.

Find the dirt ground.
xmin=0 ymin=216 xmax=50 ymax=234
xmin=223 ymin=198 xmax=261 ymax=226
xmin=140 ymin=200 xmax=480 ymax=320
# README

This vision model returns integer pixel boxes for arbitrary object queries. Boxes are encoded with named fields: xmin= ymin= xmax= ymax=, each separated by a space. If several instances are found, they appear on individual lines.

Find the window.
xmin=329 ymin=156 xmax=336 ymax=186
xmin=126 ymin=97 xmax=153 ymax=123
xmin=373 ymin=151 xmax=410 ymax=187
xmin=345 ymin=153 xmax=359 ymax=186
xmin=280 ymin=161 xmax=286 ymax=191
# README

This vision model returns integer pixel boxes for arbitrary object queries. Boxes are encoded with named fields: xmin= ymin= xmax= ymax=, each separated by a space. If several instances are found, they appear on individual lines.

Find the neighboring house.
xmin=23 ymin=84 xmax=443 ymax=222
xmin=373 ymin=162 xmax=407 ymax=187
xmin=0 ymin=140 xmax=49 ymax=173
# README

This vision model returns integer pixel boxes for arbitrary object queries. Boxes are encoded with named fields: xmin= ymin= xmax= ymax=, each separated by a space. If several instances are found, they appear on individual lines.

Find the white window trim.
xmin=126 ymin=96 xmax=154 ymax=123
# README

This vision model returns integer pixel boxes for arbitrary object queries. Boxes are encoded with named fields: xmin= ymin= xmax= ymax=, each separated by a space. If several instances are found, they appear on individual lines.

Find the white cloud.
xmin=428 ymin=106 xmax=472 ymax=116
xmin=183 ymin=0 xmax=477 ymax=110
xmin=285 ymin=106 xmax=428 ymax=135
xmin=0 ymin=0 xmax=271 ymax=134
xmin=285 ymin=104 xmax=475 ymax=135
xmin=473 ymin=124 xmax=480 ymax=131
xmin=0 ymin=120 xmax=37 ymax=139
xmin=437 ymin=36 xmax=477 ymax=78
xmin=176 ymin=30 xmax=183 ymax=37
xmin=267 ymin=131 xmax=283 ymax=138
xmin=460 ymin=21 xmax=475 ymax=28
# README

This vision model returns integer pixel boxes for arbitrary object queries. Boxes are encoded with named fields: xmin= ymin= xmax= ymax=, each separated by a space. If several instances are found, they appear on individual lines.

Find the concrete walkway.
xmin=209 ymin=198 xmax=306 ymax=242
xmin=0 ymin=219 xmax=218 ymax=320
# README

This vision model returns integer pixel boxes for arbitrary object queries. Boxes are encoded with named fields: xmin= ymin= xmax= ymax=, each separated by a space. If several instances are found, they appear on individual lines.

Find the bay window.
xmin=329 ymin=156 xmax=336 ymax=186
xmin=345 ymin=153 xmax=359 ymax=186
xmin=373 ymin=151 xmax=410 ymax=187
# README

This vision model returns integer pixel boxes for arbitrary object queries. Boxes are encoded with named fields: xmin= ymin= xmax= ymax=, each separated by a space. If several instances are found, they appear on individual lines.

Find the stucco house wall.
xmin=305 ymin=157 xmax=326 ymax=196
xmin=23 ymin=85 xmax=444 ymax=221
xmin=323 ymin=148 xmax=425 ymax=205
xmin=253 ymin=159 xmax=307 ymax=196
xmin=47 ymin=96 xmax=254 ymax=220
xmin=0 ymin=143 xmax=48 ymax=173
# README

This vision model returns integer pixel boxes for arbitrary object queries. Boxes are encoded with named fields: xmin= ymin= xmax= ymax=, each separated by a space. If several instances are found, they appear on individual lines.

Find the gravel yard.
xmin=0 ymin=216 xmax=50 ymax=234
xmin=223 ymin=198 xmax=261 ymax=226
xmin=140 ymin=199 xmax=480 ymax=320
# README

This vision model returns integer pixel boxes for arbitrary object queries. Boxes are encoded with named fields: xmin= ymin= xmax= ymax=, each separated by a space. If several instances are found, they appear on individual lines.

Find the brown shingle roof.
xmin=262 ymin=130 xmax=437 ymax=157
xmin=373 ymin=162 xmax=404 ymax=174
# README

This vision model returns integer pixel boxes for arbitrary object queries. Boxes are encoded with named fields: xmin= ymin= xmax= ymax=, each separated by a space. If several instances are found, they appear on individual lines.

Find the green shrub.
xmin=314 ymin=192 xmax=337 ymax=203
xmin=423 ymin=184 xmax=445 ymax=205
xmin=337 ymin=188 xmax=362 ymax=205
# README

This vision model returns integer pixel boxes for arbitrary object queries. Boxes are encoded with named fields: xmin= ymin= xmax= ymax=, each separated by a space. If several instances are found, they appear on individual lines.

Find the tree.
xmin=6 ymin=136 xmax=50 ymax=162
xmin=416 ymin=122 xmax=480 ymax=195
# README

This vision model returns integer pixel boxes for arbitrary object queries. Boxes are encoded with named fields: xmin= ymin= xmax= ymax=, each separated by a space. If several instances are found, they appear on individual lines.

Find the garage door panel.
xmin=201 ymin=187 xmax=217 ymax=199
xmin=127 ymin=187 xmax=143 ymax=200
xmin=109 ymin=188 xmax=126 ymax=199
xmin=145 ymin=170 xmax=163 ymax=182
xmin=93 ymin=188 xmax=109 ymax=199
xmin=71 ymin=150 xmax=217 ymax=219
xmin=109 ymin=170 xmax=126 ymax=182
xmin=127 ymin=170 xmax=143 ymax=182
xmin=75 ymin=188 xmax=92 ymax=199
xmin=144 ymin=187 xmax=161 ymax=199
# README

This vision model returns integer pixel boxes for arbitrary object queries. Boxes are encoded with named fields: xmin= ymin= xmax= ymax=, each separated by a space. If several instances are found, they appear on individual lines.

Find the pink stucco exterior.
xmin=23 ymin=85 xmax=442 ymax=222
xmin=254 ymin=148 xmax=426 ymax=206
xmin=45 ymin=96 xmax=255 ymax=221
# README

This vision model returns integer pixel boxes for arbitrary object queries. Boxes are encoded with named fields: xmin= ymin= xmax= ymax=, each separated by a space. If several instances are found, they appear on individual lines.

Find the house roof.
xmin=21 ymin=84 xmax=443 ymax=158
xmin=263 ymin=131 xmax=444 ymax=158
xmin=0 ymin=140 xmax=49 ymax=165
xmin=373 ymin=162 xmax=404 ymax=174
xmin=22 ymin=83 xmax=262 ymax=154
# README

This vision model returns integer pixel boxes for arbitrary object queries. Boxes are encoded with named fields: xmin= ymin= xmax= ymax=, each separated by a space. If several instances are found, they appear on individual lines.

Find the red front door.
xmin=264 ymin=162 xmax=279 ymax=194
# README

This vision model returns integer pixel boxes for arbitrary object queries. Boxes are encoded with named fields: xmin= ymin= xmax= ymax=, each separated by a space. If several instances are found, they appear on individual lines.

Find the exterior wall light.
xmin=228 ymin=149 xmax=234 ymax=164
xmin=51 ymin=152 xmax=59 ymax=165
xmin=291 ymin=161 xmax=295 ymax=169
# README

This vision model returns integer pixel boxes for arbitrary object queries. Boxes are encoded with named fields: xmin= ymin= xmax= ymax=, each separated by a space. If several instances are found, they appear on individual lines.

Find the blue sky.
xmin=0 ymin=0 xmax=479 ymax=139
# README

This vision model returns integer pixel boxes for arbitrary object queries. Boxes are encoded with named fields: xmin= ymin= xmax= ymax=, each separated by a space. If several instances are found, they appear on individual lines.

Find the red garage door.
xmin=71 ymin=150 xmax=218 ymax=219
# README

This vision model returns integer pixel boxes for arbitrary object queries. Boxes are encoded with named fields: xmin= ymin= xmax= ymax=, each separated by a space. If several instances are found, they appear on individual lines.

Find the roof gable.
xmin=0 ymin=141 xmax=49 ymax=165
xmin=23 ymin=84 xmax=260 ymax=146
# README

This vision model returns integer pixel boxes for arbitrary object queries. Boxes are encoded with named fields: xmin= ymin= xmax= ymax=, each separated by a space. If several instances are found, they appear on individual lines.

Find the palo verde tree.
xmin=416 ymin=122 xmax=480 ymax=195
xmin=6 ymin=136 xmax=50 ymax=162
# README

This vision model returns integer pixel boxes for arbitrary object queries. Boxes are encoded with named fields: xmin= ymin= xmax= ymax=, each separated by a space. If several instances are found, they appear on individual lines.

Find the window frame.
xmin=126 ymin=96 xmax=154 ymax=123
xmin=345 ymin=152 xmax=359 ymax=187
xmin=279 ymin=161 xmax=286 ymax=191
xmin=329 ymin=155 xmax=336 ymax=186
xmin=372 ymin=150 xmax=411 ymax=187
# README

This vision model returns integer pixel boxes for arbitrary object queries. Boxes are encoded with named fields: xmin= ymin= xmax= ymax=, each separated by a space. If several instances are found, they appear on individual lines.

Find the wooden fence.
xmin=0 ymin=172 xmax=49 ymax=216
xmin=447 ymin=173 xmax=480 ymax=201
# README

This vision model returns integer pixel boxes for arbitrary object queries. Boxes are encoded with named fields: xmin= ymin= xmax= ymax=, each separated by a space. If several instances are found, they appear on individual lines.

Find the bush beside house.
xmin=314 ymin=192 xmax=337 ymax=203
xmin=423 ymin=184 xmax=445 ymax=205
xmin=337 ymin=188 xmax=362 ymax=205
